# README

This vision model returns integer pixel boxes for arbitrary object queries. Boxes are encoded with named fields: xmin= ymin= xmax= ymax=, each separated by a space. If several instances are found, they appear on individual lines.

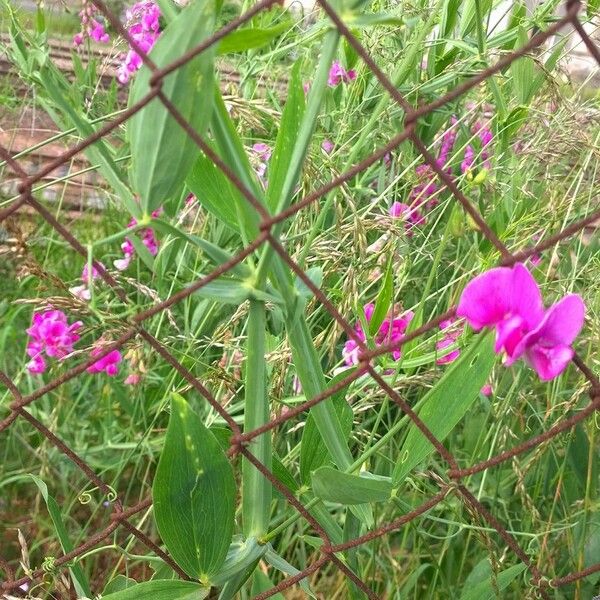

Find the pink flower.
xmin=73 ymin=1 xmax=110 ymax=47
xmin=343 ymin=303 xmax=413 ymax=366
xmin=321 ymin=139 xmax=334 ymax=154
xmin=389 ymin=201 xmax=425 ymax=236
xmin=71 ymin=262 xmax=104 ymax=300
xmin=252 ymin=143 xmax=271 ymax=162
xmin=328 ymin=61 xmax=356 ymax=87
xmin=113 ymin=211 xmax=160 ymax=270
xmin=25 ymin=310 xmax=82 ymax=374
xmin=117 ymin=2 xmax=161 ymax=85
xmin=87 ymin=347 xmax=122 ymax=377
xmin=457 ymin=263 xmax=585 ymax=380
xmin=480 ymin=384 xmax=493 ymax=396
xmin=124 ymin=372 xmax=141 ymax=385
xmin=69 ymin=284 xmax=91 ymax=301
xmin=435 ymin=318 xmax=464 ymax=365
xmin=303 ymin=81 xmax=311 ymax=95
xmin=461 ymin=145 xmax=475 ymax=175
xmin=82 ymin=263 xmax=101 ymax=282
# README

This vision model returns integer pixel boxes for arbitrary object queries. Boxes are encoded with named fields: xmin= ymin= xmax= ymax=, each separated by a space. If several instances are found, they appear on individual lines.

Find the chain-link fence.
xmin=1 ymin=0 xmax=600 ymax=597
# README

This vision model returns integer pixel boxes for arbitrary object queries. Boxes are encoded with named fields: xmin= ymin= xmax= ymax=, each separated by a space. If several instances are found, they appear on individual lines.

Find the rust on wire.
xmin=1 ymin=0 xmax=600 ymax=596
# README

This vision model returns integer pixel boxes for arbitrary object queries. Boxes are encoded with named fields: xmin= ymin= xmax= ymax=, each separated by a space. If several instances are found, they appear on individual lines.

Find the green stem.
xmin=254 ymin=29 xmax=341 ymax=288
xmin=242 ymin=300 xmax=272 ymax=537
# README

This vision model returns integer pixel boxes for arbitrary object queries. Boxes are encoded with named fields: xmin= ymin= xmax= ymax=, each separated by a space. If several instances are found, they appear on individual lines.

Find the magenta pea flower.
xmin=87 ymin=346 xmax=122 ymax=377
xmin=26 ymin=310 xmax=82 ymax=374
xmin=73 ymin=0 xmax=110 ymax=47
xmin=124 ymin=372 xmax=141 ymax=385
xmin=457 ymin=263 xmax=585 ymax=381
xmin=321 ymin=139 xmax=335 ymax=154
xmin=343 ymin=303 xmax=413 ymax=366
xmin=435 ymin=318 xmax=463 ymax=365
xmin=480 ymin=383 xmax=493 ymax=396
xmin=328 ymin=60 xmax=356 ymax=87
xmin=117 ymin=1 xmax=161 ymax=85
xmin=114 ymin=210 xmax=161 ymax=271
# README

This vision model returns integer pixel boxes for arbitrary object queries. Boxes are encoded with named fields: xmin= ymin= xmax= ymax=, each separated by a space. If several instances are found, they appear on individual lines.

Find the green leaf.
xmin=192 ymin=278 xmax=282 ymax=305
xmin=312 ymin=468 xmax=393 ymax=504
xmin=251 ymin=571 xmax=285 ymax=600
xmin=369 ymin=256 xmax=393 ymax=336
xmin=510 ymin=27 xmax=536 ymax=105
xmin=500 ymin=106 xmax=528 ymax=143
xmin=459 ymin=564 xmax=526 ymax=600
xmin=210 ymin=88 xmax=264 ymax=242
xmin=211 ymin=537 xmax=267 ymax=587
xmin=153 ymin=393 xmax=236 ymax=582
xmin=187 ymin=151 xmax=244 ymax=233
xmin=294 ymin=266 xmax=323 ymax=301
xmin=344 ymin=12 xmax=403 ymax=27
xmin=264 ymin=546 xmax=317 ymax=599
xmin=129 ymin=0 xmax=217 ymax=213
xmin=300 ymin=376 xmax=354 ymax=484
xmin=266 ymin=61 xmax=306 ymax=212
xmin=392 ymin=334 xmax=495 ymax=485
xmin=459 ymin=0 xmax=492 ymax=37
xmin=101 ymin=580 xmax=210 ymax=600
xmin=102 ymin=576 xmax=137 ymax=595
xmin=151 ymin=219 xmax=251 ymax=278
xmin=218 ymin=22 xmax=291 ymax=54
xmin=29 ymin=475 xmax=91 ymax=598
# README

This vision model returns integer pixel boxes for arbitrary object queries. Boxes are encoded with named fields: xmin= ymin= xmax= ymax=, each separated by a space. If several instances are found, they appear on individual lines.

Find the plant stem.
xmin=242 ymin=300 xmax=272 ymax=537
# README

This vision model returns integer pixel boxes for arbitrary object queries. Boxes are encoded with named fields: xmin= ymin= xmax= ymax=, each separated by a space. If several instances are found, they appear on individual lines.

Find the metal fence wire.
xmin=1 ymin=0 xmax=600 ymax=597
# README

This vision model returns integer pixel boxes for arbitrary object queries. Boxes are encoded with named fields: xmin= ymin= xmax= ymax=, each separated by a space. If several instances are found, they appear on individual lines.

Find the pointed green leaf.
xmin=218 ymin=22 xmax=291 ymax=55
xmin=459 ymin=564 xmax=526 ymax=600
xmin=101 ymin=580 xmax=209 ymax=600
xmin=186 ymin=151 xmax=243 ymax=233
xmin=129 ymin=0 xmax=217 ymax=213
xmin=393 ymin=334 xmax=495 ymax=485
xmin=300 ymin=374 xmax=354 ymax=484
xmin=251 ymin=571 xmax=285 ymax=600
xmin=211 ymin=537 xmax=267 ymax=587
xmin=29 ymin=475 xmax=91 ymax=598
xmin=266 ymin=61 xmax=305 ymax=212
xmin=312 ymin=468 xmax=393 ymax=504
xmin=153 ymin=393 xmax=236 ymax=582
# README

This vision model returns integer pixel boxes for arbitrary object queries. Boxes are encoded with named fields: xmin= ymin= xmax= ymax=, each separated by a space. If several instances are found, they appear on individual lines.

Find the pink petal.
xmin=514 ymin=294 xmax=585 ymax=358
xmin=510 ymin=263 xmax=544 ymax=328
xmin=456 ymin=267 xmax=514 ymax=330
xmin=480 ymin=384 xmax=493 ymax=396
xmin=525 ymin=344 xmax=574 ymax=381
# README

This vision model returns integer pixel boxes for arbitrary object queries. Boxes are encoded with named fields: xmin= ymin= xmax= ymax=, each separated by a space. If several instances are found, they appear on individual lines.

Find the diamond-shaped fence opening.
xmin=1 ymin=0 xmax=600 ymax=598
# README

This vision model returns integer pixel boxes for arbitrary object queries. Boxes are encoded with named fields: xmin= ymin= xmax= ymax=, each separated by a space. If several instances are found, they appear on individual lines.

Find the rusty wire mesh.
xmin=1 ymin=0 xmax=600 ymax=597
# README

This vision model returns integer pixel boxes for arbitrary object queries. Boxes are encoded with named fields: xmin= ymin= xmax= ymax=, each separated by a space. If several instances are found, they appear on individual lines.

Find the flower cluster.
xmin=389 ymin=119 xmax=459 ymax=234
xmin=114 ymin=209 xmax=161 ymax=271
xmin=251 ymin=143 xmax=272 ymax=185
xmin=328 ymin=60 xmax=356 ymax=87
xmin=26 ymin=310 xmax=83 ymax=374
xmin=457 ymin=263 xmax=585 ymax=381
xmin=117 ymin=1 xmax=161 ymax=85
xmin=343 ymin=303 xmax=414 ymax=366
xmin=73 ymin=0 xmax=110 ymax=46
xmin=388 ymin=117 xmax=495 ymax=235
xmin=461 ymin=121 xmax=493 ymax=176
